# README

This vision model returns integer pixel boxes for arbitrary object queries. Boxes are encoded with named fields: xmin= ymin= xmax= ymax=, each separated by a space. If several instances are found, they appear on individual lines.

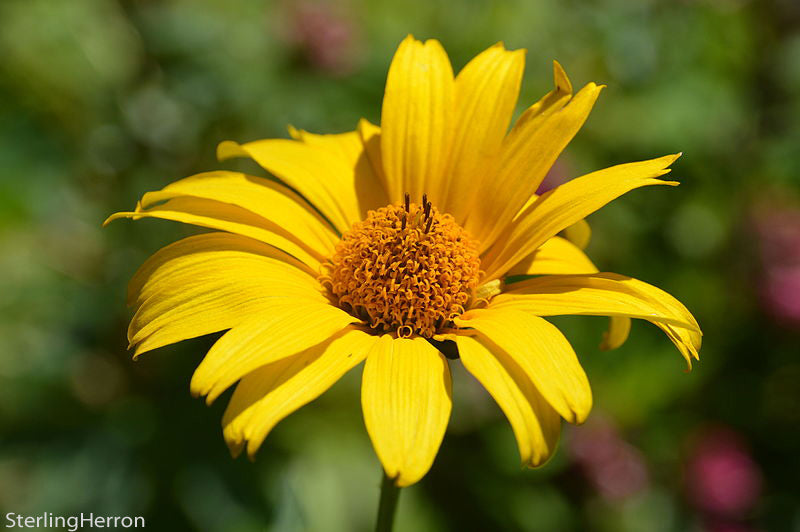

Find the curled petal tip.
xmin=225 ymin=439 xmax=245 ymax=459
xmin=189 ymin=379 xmax=205 ymax=399
xmin=204 ymin=387 xmax=222 ymax=405
xmin=286 ymin=124 xmax=301 ymax=139
xmin=216 ymin=140 xmax=247 ymax=161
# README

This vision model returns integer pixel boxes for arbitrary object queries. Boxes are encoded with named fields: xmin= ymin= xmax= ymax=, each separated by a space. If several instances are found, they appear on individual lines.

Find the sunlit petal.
xmin=455 ymin=308 xmax=592 ymax=424
xmin=361 ymin=335 xmax=452 ymax=487
xmin=223 ymin=326 xmax=379 ymax=457
xmin=456 ymin=334 xmax=560 ymax=466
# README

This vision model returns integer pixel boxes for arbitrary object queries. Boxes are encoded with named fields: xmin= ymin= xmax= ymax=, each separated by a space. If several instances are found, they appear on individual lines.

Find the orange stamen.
xmin=321 ymin=199 xmax=481 ymax=338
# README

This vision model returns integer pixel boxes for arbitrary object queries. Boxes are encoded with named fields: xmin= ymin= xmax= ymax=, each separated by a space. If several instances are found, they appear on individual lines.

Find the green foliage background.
xmin=1 ymin=0 xmax=799 ymax=530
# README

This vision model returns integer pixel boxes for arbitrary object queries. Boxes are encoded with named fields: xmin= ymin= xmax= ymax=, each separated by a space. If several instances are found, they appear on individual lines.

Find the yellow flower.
xmin=106 ymin=35 xmax=701 ymax=488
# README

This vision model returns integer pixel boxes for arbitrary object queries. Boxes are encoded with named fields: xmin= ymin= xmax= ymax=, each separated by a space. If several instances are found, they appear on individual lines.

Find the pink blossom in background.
xmin=752 ymin=202 xmax=800 ymax=324
xmin=569 ymin=414 xmax=649 ymax=501
xmin=685 ymin=427 xmax=763 ymax=519
xmin=283 ymin=1 xmax=359 ymax=76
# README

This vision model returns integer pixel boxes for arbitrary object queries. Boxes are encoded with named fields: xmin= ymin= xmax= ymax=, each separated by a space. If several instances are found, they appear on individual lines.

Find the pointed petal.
xmin=455 ymin=308 xmax=592 ymax=424
xmin=497 ymin=273 xmax=700 ymax=330
xmin=601 ymin=316 xmax=632 ymax=351
xmin=456 ymin=334 xmax=560 ymax=467
xmin=223 ymin=326 xmax=379 ymax=457
xmin=190 ymin=300 xmax=359 ymax=403
xmin=380 ymin=35 xmax=455 ymax=206
xmin=467 ymin=65 xmax=601 ymax=250
xmin=127 ymin=232 xmax=315 ymax=306
xmin=135 ymin=170 xmax=337 ymax=256
xmin=127 ymin=233 xmax=324 ymax=357
xmin=218 ymin=137 xmax=360 ymax=232
xmin=361 ymin=335 xmax=452 ymax=487
xmin=287 ymin=126 xmax=389 ymax=219
xmin=514 ymin=195 xmax=592 ymax=251
xmin=505 ymin=237 xmax=631 ymax=349
xmin=494 ymin=272 xmax=701 ymax=365
xmin=105 ymin=196 xmax=324 ymax=269
xmin=507 ymin=236 xmax=597 ymax=276
xmin=563 ymin=219 xmax=592 ymax=249
xmin=481 ymin=154 xmax=681 ymax=281
xmin=658 ymin=322 xmax=702 ymax=369
xmin=358 ymin=118 xmax=389 ymax=201
xmin=513 ymin=60 xmax=573 ymax=129
xmin=442 ymin=43 xmax=525 ymax=222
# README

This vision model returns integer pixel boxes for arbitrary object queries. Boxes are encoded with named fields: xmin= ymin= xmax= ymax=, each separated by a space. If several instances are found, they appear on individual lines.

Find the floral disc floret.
xmin=322 ymin=194 xmax=482 ymax=338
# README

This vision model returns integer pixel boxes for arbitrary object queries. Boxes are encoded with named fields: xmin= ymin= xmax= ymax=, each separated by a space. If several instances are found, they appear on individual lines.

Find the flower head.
xmin=323 ymin=194 xmax=481 ymax=338
xmin=106 ymin=35 xmax=701 ymax=487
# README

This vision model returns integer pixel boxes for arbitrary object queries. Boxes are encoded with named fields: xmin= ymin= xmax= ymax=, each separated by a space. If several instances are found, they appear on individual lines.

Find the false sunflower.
xmin=107 ymin=36 xmax=701 ymax=487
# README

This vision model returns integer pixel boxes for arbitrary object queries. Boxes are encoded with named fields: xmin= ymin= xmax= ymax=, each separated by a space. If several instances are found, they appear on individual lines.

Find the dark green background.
xmin=1 ymin=0 xmax=799 ymax=530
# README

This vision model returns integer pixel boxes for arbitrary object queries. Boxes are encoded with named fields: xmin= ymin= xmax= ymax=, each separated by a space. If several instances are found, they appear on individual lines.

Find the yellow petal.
xmin=128 ymin=233 xmax=324 ymax=357
xmin=481 ymin=154 xmax=681 ymax=281
xmin=512 ymin=60 xmax=573 ymax=129
xmin=505 ymin=237 xmax=631 ymax=349
xmin=494 ymin=272 xmax=701 ymax=365
xmin=467 ymin=67 xmax=602 ymax=251
xmin=136 ymin=171 xmax=338 ymax=258
xmin=358 ymin=118 xmax=389 ymax=200
xmin=658 ymin=323 xmax=702 ymax=369
xmin=361 ymin=335 xmax=452 ymax=487
xmin=455 ymin=308 xmax=592 ymax=424
xmin=601 ymin=316 xmax=632 ymax=351
xmin=286 ymin=126 xmax=389 ymax=219
xmin=507 ymin=236 xmax=598 ymax=276
xmin=128 ymin=232 xmax=314 ymax=305
xmin=441 ymin=43 xmax=525 ymax=223
xmin=456 ymin=334 xmax=560 ymax=467
xmin=223 ymin=326 xmax=379 ymax=458
xmin=190 ymin=300 xmax=359 ymax=403
xmin=380 ymin=35 xmax=455 ymax=206
xmin=497 ymin=273 xmax=700 ymax=329
xmin=514 ymin=190 xmax=592 ymax=251
xmin=105 ymin=196 xmax=323 ymax=269
xmin=515 ymin=196 xmax=592 ymax=250
xmin=563 ymin=218 xmax=592 ymax=249
xmin=217 ymin=137 xmax=361 ymax=232
xmin=289 ymin=126 xmax=360 ymax=168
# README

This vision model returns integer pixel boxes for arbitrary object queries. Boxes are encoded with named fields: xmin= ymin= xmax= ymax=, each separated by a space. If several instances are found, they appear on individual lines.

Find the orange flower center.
xmin=322 ymin=195 xmax=481 ymax=338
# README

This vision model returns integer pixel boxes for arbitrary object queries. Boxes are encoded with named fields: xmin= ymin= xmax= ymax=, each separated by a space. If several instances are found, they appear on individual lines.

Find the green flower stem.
xmin=375 ymin=471 xmax=401 ymax=532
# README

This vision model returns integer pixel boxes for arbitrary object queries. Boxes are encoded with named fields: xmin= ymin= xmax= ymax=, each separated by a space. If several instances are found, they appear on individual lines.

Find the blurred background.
xmin=1 ymin=0 xmax=799 ymax=530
